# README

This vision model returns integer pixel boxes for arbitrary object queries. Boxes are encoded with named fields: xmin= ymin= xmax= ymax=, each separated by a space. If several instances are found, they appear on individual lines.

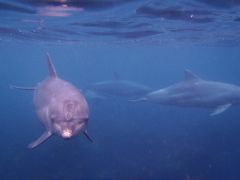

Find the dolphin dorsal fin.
xmin=184 ymin=69 xmax=201 ymax=81
xmin=113 ymin=72 xmax=120 ymax=81
xmin=47 ymin=53 xmax=57 ymax=78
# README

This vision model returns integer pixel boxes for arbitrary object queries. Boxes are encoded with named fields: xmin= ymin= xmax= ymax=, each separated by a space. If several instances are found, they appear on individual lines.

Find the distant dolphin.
xmin=138 ymin=70 xmax=240 ymax=116
xmin=86 ymin=79 xmax=152 ymax=100
xmin=11 ymin=53 xmax=93 ymax=148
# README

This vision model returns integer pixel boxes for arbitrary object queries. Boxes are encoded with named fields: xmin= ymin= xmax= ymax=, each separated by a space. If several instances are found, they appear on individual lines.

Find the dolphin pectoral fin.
xmin=83 ymin=130 xmax=94 ymax=142
xmin=10 ymin=85 xmax=35 ymax=91
xmin=210 ymin=103 xmax=232 ymax=116
xmin=28 ymin=131 xmax=52 ymax=149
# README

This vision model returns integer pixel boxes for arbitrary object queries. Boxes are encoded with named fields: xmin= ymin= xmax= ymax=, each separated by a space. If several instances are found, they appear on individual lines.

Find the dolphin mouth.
xmin=61 ymin=129 xmax=73 ymax=138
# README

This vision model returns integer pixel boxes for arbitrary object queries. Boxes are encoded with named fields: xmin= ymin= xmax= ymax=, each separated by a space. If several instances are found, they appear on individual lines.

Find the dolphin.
xmin=11 ymin=53 xmax=93 ymax=148
xmin=139 ymin=69 xmax=240 ymax=116
xmin=86 ymin=77 xmax=152 ymax=100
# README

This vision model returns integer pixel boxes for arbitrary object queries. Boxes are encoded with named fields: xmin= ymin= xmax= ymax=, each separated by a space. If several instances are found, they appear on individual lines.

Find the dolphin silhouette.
xmin=139 ymin=70 xmax=240 ymax=116
xmin=86 ymin=73 xmax=152 ymax=100
xmin=11 ymin=53 xmax=93 ymax=148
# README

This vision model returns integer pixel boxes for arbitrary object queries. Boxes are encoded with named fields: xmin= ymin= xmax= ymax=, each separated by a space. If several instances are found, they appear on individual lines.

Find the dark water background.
xmin=1 ymin=0 xmax=240 ymax=179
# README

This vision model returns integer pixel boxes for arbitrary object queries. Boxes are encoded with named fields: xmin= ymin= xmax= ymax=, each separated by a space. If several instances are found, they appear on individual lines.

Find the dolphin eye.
xmin=79 ymin=118 xmax=88 ymax=123
xmin=50 ymin=117 xmax=55 ymax=122
xmin=50 ymin=114 xmax=57 ymax=122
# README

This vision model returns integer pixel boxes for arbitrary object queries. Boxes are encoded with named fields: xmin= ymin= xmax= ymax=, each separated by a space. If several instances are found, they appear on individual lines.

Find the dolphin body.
xmin=12 ymin=54 xmax=93 ymax=148
xmin=141 ymin=70 xmax=240 ymax=116
xmin=86 ymin=80 xmax=152 ymax=100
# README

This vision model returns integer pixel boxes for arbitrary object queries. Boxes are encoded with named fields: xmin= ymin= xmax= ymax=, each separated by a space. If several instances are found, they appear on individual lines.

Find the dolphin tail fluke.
xmin=83 ymin=130 xmax=94 ymax=142
xmin=210 ymin=103 xmax=232 ymax=116
xmin=9 ymin=85 xmax=35 ymax=91
xmin=46 ymin=52 xmax=57 ymax=78
xmin=28 ymin=131 xmax=52 ymax=149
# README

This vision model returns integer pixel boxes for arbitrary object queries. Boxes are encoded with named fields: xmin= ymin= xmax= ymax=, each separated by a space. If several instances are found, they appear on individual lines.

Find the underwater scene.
xmin=1 ymin=0 xmax=240 ymax=179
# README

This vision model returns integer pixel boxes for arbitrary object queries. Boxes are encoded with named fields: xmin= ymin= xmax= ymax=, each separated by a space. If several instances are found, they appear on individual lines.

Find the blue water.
xmin=1 ymin=0 xmax=240 ymax=179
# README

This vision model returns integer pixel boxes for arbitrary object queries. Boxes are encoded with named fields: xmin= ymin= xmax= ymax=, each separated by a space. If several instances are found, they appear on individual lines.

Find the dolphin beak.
xmin=61 ymin=129 xmax=73 ymax=138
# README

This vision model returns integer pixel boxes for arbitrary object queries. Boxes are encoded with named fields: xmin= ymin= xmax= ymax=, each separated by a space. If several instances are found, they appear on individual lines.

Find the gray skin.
xmin=12 ymin=53 xmax=93 ymax=148
xmin=144 ymin=70 xmax=240 ymax=115
xmin=86 ymin=80 xmax=152 ymax=100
